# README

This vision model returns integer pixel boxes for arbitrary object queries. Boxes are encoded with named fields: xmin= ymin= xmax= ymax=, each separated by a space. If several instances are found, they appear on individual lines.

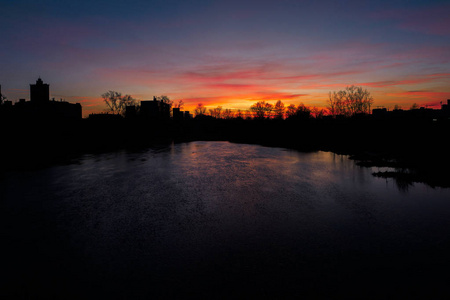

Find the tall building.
xmin=140 ymin=97 xmax=171 ymax=120
xmin=9 ymin=78 xmax=82 ymax=120
xmin=30 ymin=77 xmax=50 ymax=103
xmin=442 ymin=100 xmax=449 ymax=111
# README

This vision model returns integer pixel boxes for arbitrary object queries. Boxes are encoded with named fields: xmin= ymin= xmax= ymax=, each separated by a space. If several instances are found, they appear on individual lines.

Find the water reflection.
xmin=1 ymin=141 xmax=450 ymax=298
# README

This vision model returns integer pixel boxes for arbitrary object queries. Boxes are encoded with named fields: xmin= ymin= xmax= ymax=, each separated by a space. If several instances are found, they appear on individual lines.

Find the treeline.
xmin=183 ymin=107 xmax=450 ymax=187
xmin=192 ymin=85 xmax=373 ymax=120
xmin=98 ymin=85 xmax=372 ymax=120
xmin=193 ymin=100 xmax=327 ymax=120
xmin=3 ymin=85 xmax=450 ymax=187
xmin=99 ymin=85 xmax=431 ymax=121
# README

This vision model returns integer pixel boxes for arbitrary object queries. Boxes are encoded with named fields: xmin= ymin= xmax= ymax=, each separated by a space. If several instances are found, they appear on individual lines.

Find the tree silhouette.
xmin=328 ymin=85 xmax=373 ymax=117
xmin=311 ymin=107 xmax=326 ymax=119
xmin=244 ymin=110 xmax=253 ymax=120
xmin=250 ymin=101 xmax=273 ymax=119
xmin=194 ymin=103 xmax=207 ymax=117
xmin=0 ymin=92 xmax=6 ymax=105
xmin=223 ymin=108 xmax=234 ymax=119
xmin=209 ymin=106 xmax=223 ymax=118
xmin=294 ymin=103 xmax=311 ymax=119
xmin=157 ymin=95 xmax=173 ymax=109
xmin=174 ymin=99 xmax=184 ymax=109
xmin=328 ymin=90 xmax=346 ymax=116
xmin=273 ymin=100 xmax=285 ymax=119
xmin=102 ymin=91 xmax=136 ymax=116
xmin=286 ymin=104 xmax=297 ymax=118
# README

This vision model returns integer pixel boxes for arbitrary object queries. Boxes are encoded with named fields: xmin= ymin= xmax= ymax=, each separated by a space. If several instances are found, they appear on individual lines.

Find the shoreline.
xmin=1 ymin=117 xmax=449 ymax=188
xmin=2 ymin=137 xmax=449 ymax=189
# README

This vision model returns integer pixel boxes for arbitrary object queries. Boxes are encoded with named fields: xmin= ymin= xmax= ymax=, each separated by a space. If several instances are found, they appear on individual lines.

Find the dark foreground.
xmin=1 ymin=141 xmax=450 ymax=299
xmin=3 ymin=221 xmax=449 ymax=300
xmin=2 ymin=115 xmax=450 ymax=187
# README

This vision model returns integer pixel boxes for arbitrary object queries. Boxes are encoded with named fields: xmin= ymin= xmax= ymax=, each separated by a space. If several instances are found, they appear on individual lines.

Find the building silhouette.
xmin=173 ymin=108 xmax=192 ymax=121
xmin=30 ymin=77 xmax=50 ymax=103
xmin=442 ymin=99 xmax=449 ymax=113
xmin=173 ymin=107 xmax=183 ymax=121
xmin=124 ymin=98 xmax=191 ymax=121
xmin=140 ymin=97 xmax=171 ymax=120
xmin=0 ymin=78 xmax=82 ymax=121
xmin=372 ymin=101 xmax=450 ymax=121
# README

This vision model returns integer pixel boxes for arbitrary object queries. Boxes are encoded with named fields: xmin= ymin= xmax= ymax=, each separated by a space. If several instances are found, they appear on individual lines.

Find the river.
xmin=2 ymin=141 xmax=450 ymax=298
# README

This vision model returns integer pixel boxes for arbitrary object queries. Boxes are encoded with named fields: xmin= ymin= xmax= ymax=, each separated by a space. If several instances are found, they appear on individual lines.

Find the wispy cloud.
xmin=3 ymin=0 xmax=449 ymax=114
xmin=371 ymin=3 xmax=450 ymax=36
xmin=360 ymin=73 xmax=450 ymax=88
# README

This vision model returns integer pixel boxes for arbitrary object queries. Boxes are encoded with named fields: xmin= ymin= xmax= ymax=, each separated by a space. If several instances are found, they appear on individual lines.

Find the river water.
xmin=2 ymin=141 xmax=450 ymax=298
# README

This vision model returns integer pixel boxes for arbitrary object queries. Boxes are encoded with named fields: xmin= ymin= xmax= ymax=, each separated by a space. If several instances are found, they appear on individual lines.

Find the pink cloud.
xmin=298 ymin=73 xmax=450 ymax=90
xmin=386 ymin=91 xmax=450 ymax=98
xmin=182 ymin=64 xmax=275 ymax=83
xmin=276 ymin=70 xmax=362 ymax=83
xmin=204 ymin=83 xmax=261 ymax=90
xmin=360 ymin=73 xmax=450 ymax=88
xmin=299 ymin=83 xmax=349 ymax=90
xmin=79 ymin=42 xmax=450 ymax=114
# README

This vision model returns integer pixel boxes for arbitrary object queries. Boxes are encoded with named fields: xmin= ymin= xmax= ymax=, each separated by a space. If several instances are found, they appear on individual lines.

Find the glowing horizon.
xmin=1 ymin=0 xmax=449 ymax=117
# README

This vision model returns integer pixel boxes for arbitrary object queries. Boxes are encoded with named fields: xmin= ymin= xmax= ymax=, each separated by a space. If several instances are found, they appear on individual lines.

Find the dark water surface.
xmin=2 ymin=142 xmax=450 ymax=298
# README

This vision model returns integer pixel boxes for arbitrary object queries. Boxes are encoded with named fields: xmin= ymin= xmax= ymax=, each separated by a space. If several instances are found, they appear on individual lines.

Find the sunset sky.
xmin=1 ymin=0 xmax=449 ymax=117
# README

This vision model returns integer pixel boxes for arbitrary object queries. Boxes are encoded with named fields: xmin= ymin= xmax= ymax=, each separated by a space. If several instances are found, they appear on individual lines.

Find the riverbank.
xmin=2 ymin=141 xmax=450 ymax=299
xmin=1 ymin=116 xmax=449 ymax=188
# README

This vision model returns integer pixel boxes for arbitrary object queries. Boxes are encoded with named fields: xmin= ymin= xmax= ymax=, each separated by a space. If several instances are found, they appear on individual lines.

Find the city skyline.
xmin=1 ymin=0 xmax=449 ymax=117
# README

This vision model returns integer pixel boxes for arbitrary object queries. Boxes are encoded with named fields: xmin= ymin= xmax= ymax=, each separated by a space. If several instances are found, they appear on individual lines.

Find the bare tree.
xmin=328 ymin=90 xmax=347 ymax=117
xmin=346 ymin=85 xmax=373 ymax=115
xmin=244 ymin=110 xmax=253 ymax=120
xmin=410 ymin=103 xmax=419 ymax=110
xmin=250 ymin=101 xmax=273 ymax=119
xmin=102 ymin=91 xmax=136 ymax=116
xmin=286 ymin=103 xmax=311 ymax=119
xmin=123 ymin=94 xmax=139 ymax=114
xmin=273 ymin=100 xmax=285 ymax=119
xmin=235 ymin=109 xmax=243 ymax=119
xmin=215 ymin=106 xmax=222 ymax=119
xmin=0 ymin=92 xmax=6 ymax=105
xmin=174 ymin=99 xmax=184 ymax=109
xmin=157 ymin=95 xmax=173 ymax=109
xmin=286 ymin=104 xmax=297 ymax=119
xmin=295 ymin=103 xmax=311 ymax=119
xmin=209 ymin=106 xmax=223 ymax=118
xmin=194 ymin=103 xmax=207 ymax=117
xmin=311 ymin=107 xmax=326 ymax=119
xmin=328 ymin=85 xmax=373 ymax=117
xmin=223 ymin=108 xmax=234 ymax=119
xmin=102 ymin=91 xmax=122 ymax=114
